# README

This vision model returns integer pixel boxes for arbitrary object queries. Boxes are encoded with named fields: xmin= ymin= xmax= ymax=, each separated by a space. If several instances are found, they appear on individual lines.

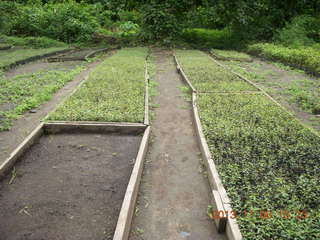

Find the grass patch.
xmin=0 ymin=67 xmax=83 ymax=131
xmin=48 ymin=47 xmax=148 ymax=123
xmin=0 ymin=35 xmax=66 ymax=48
xmin=198 ymin=93 xmax=320 ymax=240
xmin=0 ymin=47 xmax=68 ymax=69
xmin=247 ymin=43 xmax=320 ymax=75
xmin=181 ymin=28 xmax=241 ymax=49
xmin=175 ymin=50 xmax=255 ymax=92
xmin=211 ymin=49 xmax=252 ymax=62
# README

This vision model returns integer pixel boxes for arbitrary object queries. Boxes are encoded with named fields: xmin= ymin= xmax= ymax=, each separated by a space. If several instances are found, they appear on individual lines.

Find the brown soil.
xmin=129 ymin=49 xmax=226 ymax=240
xmin=221 ymin=57 xmax=320 ymax=132
xmin=0 ymin=52 xmax=115 ymax=166
xmin=0 ymin=131 xmax=142 ymax=240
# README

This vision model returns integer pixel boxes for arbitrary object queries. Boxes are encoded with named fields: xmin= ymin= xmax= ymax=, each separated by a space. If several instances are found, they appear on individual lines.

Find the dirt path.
xmin=130 ymin=49 xmax=225 ymax=240
xmin=0 ymin=52 xmax=114 ymax=166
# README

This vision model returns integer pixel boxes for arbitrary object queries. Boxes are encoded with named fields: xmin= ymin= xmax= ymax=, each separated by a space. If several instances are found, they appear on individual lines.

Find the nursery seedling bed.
xmin=0 ymin=47 xmax=70 ymax=70
xmin=48 ymin=48 xmax=148 ymax=123
xmin=197 ymin=93 xmax=320 ymax=240
xmin=175 ymin=50 xmax=255 ymax=92
xmin=0 ymin=128 xmax=143 ymax=240
xmin=210 ymin=49 xmax=253 ymax=62
xmin=0 ymin=55 xmax=112 ymax=166
xmin=48 ymin=48 xmax=113 ymax=62
xmin=214 ymin=52 xmax=320 ymax=132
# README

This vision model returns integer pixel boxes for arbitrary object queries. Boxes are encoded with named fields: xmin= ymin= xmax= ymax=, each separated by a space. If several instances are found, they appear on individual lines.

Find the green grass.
xmin=0 ymin=67 xmax=83 ymax=131
xmin=198 ymin=93 xmax=320 ymax=240
xmin=0 ymin=47 xmax=68 ymax=69
xmin=247 ymin=43 xmax=320 ymax=75
xmin=181 ymin=28 xmax=242 ymax=49
xmin=48 ymin=47 xmax=148 ymax=123
xmin=175 ymin=50 xmax=255 ymax=92
xmin=211 ymin=49 xmax=252 ymax=62
xmin=0 ymin=35 xmax=67 ymax=48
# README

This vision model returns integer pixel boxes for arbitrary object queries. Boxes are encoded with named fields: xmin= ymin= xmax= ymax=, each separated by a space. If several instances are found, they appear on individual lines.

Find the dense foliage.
xmin=48 ymin=48 xmax=147 ymax=122
xmin=198 ymin=94 xmax=320 ymax=240
xmin=247 ymin=43 xmax=320 ymax=75
xmin=175 ymin=50 xmax=255 ymax=92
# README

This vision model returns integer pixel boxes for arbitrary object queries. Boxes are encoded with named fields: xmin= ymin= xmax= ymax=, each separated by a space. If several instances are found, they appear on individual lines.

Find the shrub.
xmin=7 ymin=2 xmax=99 ymax=43
xmin=181 ymin=28 xmax=242 ymax=49
xmin=274 ymin=15 xmax=319 ymax=47
xmin=247 ymin=43 xmax=320 ymax=75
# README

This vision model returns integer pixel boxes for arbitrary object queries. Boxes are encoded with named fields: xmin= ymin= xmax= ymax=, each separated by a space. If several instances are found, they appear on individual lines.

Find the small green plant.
xmin=175 ymin=50 xmax=255 ymax=92
xmin=198 ymin=93 xmax=320 ymax=239
xmin=48 ymin=48 xmax=148 ymax=123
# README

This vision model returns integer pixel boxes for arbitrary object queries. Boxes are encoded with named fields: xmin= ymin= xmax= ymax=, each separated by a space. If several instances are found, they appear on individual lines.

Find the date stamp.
xmin=208 ymin=209 xmax=314 ymax=220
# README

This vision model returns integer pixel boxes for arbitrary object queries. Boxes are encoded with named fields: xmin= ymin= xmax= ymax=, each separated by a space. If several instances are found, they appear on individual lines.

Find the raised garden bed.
xmin=48 ymin=47 xmax=148 ymax=123
xmin=47 ymin=48 xmax=114 ymax=62
xmin=0 ymin=124 xmax=147 ymax=240
xmin=197 ymin=93 xmax=320 ymax=240
xmin=175 ymin=50 xmax=255 ymax=92
xmin=0 ymin=67 xmax=84 ymax=131
xmin=210 ymin=49 xmax=253 ymax=62
xmin=0 ymin=47 xmax=70 ymax=69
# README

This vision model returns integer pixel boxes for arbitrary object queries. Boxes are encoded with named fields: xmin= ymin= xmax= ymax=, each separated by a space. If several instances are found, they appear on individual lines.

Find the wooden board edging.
xmin=173 ymin=55 xmax=197 ymax=93
xmin=113 ymin=126 xmax=150 ymax=240
xmin=192 ymin=92 xmax=243 ymax=240
xmin=0 ymin=123 xmax=44 ymax=178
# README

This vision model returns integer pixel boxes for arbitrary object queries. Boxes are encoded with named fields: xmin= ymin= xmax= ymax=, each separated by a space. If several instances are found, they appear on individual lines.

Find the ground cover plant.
xmin=247 ymin=43 xmax=320 ymax=75
xmin=211 ymin=49 xmax=252 ymax=62
xmin=0 ymin=67 xmax=83 ymax=131
xmin=48 ymin=47 xmax=147 ymax=123
xmin=0 ymin=47 xmax=68 ymax=69
xmin=175 ymin=50 xmax=255 ymax=92
xmin=198 ymin=93 xmax=320 ymax=239
xmin=215 ymin=50 xmax=320 ymax=116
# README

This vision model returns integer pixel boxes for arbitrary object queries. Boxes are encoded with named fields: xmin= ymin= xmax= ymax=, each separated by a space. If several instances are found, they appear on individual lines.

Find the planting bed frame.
xmin=47 ymin=47 xmax=119 ymax=62
xmin=174 ymin=52 xmax=244 ymax=240
xmin=0 ymin=49 xmax=151 ymax=240
xmin=2 ymin=48 xmax=72 ymax=70
xmin=175 ymin=49 xmax=320 ymax=239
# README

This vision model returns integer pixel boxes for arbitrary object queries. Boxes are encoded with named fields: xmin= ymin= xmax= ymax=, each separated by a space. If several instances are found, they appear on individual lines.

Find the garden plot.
xmin=48 ymin=47 xmax=148 ymax=123
xmin=0 ymin=126 xmax=143 ymax=240
xmin=175 ymin=50 xmax=256 ymax=92
xmin=0 ymin=47 xmax=68 ymax=69
xmin=48 ymin=48 xmax=110 ymax=62
xmin=0 ymin=65 xmax=84 ymax=131
xmin=214 ymin=51 xmax=320 ymax=131
xmin=210 ymin=49 xmax=252 ymax=62
xmin=197 ymin=93 xmax=320 ymax=240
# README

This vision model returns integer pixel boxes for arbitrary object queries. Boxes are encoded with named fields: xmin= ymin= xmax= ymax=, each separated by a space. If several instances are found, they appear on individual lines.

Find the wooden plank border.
xmin=113 ymin=126 xmax=150 ymax=240
xmin=173 ymin=54 xmax=197 ymax=92
xmin=192 ymin=93 xmax=242 ymax=240
xmin=0 ymin=123 xmax=44 ymax=178
xmin=144 ymin=60 xmax=150 ymax=125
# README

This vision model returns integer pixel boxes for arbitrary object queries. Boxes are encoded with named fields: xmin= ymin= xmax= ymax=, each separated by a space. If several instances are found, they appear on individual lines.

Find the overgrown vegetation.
xmin=48 ymin=48 xmax=147 ymax=122
xmin=0 ymin=35 xmax=66 ymax=48
xmin=0 ymin=67 xmax=83 ymax=131
xmin=198 ymin=93 xmax=320 ymax=240
xmin=175 ymin=50 xmax=255 ymax=92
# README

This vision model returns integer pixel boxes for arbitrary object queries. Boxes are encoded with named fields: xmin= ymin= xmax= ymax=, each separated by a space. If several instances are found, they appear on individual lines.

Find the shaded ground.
xmin=129 ymin=49 xmax=225 ymax=240
xmin=0 ymin=52 xmax=114 ymax=166
xmin=0 ymin=131 xmax=141 ymax=240
xmin=220 ymin=57 xmax=320 ymax=132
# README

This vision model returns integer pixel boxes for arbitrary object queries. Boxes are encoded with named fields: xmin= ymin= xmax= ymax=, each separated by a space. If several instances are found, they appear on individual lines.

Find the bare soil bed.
xmin=0 ymin=130 xmax=142 ymax=240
